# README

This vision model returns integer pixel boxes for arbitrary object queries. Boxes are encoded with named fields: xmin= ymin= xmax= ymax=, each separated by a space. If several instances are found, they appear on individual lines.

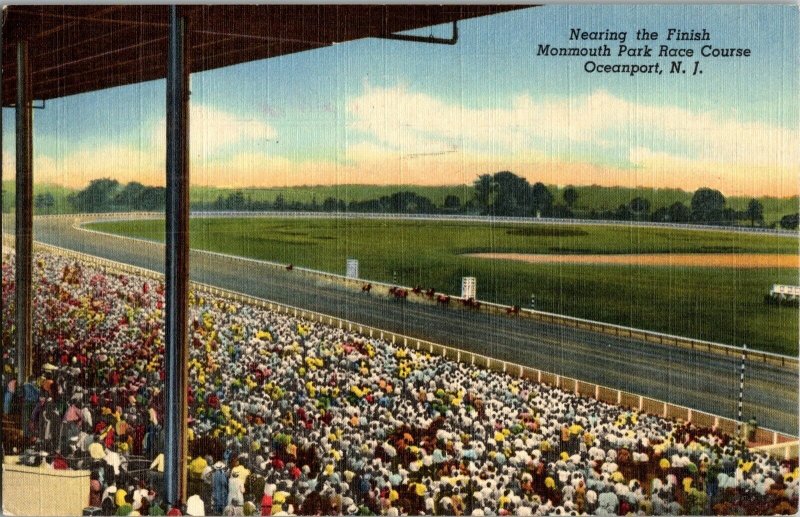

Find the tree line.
xmin=472 ymin=171 xmax=798 ymax=229
xmin=57 ymin=175 xmax=800 ymax=230
xmin=65 ymin=179 xmax=166 ymax=213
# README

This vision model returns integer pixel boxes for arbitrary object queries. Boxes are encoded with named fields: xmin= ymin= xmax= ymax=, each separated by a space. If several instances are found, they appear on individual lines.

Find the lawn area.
xmin=87 ymin=217 xmax=800 ymax=355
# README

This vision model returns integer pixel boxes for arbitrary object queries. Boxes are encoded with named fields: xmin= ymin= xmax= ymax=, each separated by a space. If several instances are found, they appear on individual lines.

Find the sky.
xmin=2 ymin=4 xmax=798 ymax=197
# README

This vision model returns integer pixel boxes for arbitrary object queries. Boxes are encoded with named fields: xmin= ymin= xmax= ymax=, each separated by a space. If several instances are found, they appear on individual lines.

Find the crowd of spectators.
xmin=2 ymin=251 xmax=797 ymax=516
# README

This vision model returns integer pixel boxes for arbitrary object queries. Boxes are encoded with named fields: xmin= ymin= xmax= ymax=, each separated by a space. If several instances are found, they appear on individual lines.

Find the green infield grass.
xmin=87 ymin=217 xmax=799 ymax=355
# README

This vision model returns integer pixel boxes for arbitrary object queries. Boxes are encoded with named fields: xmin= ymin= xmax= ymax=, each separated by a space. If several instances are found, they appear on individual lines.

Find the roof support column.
xmin=164 ymin=5 xmax=190 ymax=509
xmin=1 ymin=23 xmax=5 ymax=512
xmin=15 ymin=40 xmax=33 ymax=385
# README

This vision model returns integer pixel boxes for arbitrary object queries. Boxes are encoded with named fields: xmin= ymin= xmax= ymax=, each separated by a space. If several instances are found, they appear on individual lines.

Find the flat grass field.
xmin=87 ymin=217 xmax=800 ymax=355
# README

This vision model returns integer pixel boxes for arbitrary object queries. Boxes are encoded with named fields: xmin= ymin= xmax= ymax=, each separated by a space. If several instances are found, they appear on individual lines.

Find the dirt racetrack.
xmin=465 ymin=253 xmax=800 ymax=269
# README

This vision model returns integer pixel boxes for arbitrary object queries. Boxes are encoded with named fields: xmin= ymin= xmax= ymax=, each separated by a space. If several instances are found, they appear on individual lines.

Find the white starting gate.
xmin=770 ymin=284 xmax=800 ymax=300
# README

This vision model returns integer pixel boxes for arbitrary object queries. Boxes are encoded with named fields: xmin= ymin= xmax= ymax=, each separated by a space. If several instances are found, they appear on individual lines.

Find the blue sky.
xmin=3 ymin=4 xmax=798 ymax=196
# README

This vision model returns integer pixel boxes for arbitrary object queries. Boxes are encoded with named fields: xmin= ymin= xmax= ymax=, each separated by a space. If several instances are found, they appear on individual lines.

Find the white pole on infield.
xmin=738 ymin=344 xmax=746 ymax=444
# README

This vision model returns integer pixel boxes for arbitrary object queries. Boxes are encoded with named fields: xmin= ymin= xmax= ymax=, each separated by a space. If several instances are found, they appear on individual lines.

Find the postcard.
xmin=1 ymin=4 xmax=798 ymax=516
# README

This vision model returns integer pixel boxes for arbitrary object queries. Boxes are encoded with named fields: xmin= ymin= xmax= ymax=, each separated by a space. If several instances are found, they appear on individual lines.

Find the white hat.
xmin=186 ymin=494 xmax=205 ymax=516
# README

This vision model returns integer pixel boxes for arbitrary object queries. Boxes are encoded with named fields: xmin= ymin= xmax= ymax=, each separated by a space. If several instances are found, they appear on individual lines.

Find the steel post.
xmin=0 ymin=19 xmax=4 ymax=510
xmin=164 ymin=5 xmax=190 ymax=508
xmin=15 ymin=41 xmax=33 ymax=385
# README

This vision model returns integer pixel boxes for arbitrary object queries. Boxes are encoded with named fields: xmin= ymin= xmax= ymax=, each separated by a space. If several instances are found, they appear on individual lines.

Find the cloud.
xmin=5 ymin=104 xmax=278 ymax=188
xmin=345 ymin=84 xmax=799 ymax=195
xmin=152 ymin=104 xmax=277 ymax=160
xmin=5 ymin=144 xmax=163 ymax=189
xmin=7 ymin=91 xmax=797 ymax=197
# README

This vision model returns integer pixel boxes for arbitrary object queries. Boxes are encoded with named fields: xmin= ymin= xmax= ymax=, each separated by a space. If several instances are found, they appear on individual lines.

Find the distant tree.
xmin=115 ymin=181 xmax=146 ymax=210
xmin=113 ymin=182 xmax=165 ymax=211
xmin=34 ymin=192 xmax=55 ymax=214
xmin=745 ymin=199 xmax=764 ymax=227
xmin=531 ymin=182 xmax=553 ymax=217
xmin=68 ymin=178 xmax=120 ymax=212
xmin=779 ymin=213 xmax=799 ymax=230
xmin=651 ymin=207 xmax=669 ymax=222
xmin=138 ymin=186 xmax=165 ymax=211
xmin=628 ymin=197 xmax=650 ymax=215
xmin=462 ymin=198 xmax=477 ymax=213
xmin=230 ymin=191 xmax=246 ymax=210
xmin=690 ymin=188 xmax=726 ymax=223
xmin=473 ymin=174 xmax=495 ymax=214
xmin=382 ymin=191 xmax=435 ymax=213
xmin=723 ymin=208 xmax=738 ymax=224
xmin=349 ymin=199 xmax=383 ymax=212
xmin=563 ymin=186 xmax=579 ymax=208
xmin=273 ymin=194 xmax=286 ymax=210
xmin=667 ymin=201 xmax=691 ymax=223
xmin=322 ymin=197 xmax=341 ymax=212
xmin=473 ymin=171 xmax=532 ymax=217
xmin=614 ymin=204 xmax=632 ymax=220
xmin=548 ymin=204 xmax=573 ymax=218
xmin=628 ymin=197 xmax=650 ymax=221
xmin=443 ymin=194 xmax=461 ymax=211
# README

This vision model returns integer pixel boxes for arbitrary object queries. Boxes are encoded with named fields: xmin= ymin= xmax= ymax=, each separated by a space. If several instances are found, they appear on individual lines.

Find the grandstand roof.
xmin=1 ymin=5 xmax=529 ymax=106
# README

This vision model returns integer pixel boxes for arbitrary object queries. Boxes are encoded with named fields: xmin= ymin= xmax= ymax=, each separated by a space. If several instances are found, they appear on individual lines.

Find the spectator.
xmin=0 ymin=250 xmax=796 ymax=516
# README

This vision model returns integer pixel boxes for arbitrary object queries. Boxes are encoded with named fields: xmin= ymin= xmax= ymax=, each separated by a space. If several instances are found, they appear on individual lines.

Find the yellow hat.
xmin=89 ymin=443 xmax=105 ymax=460
xmin=659 ymin=458 xmax=670 ymax=469
xmin=545 ymin=477 xmax=555 ymax=489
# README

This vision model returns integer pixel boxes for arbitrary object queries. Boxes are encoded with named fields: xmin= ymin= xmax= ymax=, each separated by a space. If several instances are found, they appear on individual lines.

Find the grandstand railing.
xmin=3 ymin=236 xmax=797 ymax=457
xmin=60 ymin=215 xmax=798 ymax=370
